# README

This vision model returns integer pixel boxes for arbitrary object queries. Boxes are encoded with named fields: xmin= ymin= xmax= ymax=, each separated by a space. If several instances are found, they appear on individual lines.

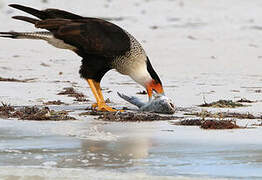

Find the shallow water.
xmin=1 ymin=117 xmax=262 ymax=179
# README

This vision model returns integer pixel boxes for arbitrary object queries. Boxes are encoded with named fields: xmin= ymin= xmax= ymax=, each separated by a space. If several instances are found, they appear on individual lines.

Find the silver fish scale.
xmin=118 ymin=92 xmax=176 ymax=114
xmin=112 ymin=31 xmax=147 ymax=75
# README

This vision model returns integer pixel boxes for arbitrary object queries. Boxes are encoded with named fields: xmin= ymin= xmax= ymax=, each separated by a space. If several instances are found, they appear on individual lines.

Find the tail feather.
xmin=0 ymin=31 xmax=77 ymax=51
xmin=0 ymin=32 xmax=20 ymax=38
xmin=9 ymin=4 xmax=83 ymax=20
xmin=0 ymin=31 xmax=53 ymax=39
xmin=9 ymin=4 xmax=47 ymax=20
xmin=12 ymin=16 xmax=39 ymax=24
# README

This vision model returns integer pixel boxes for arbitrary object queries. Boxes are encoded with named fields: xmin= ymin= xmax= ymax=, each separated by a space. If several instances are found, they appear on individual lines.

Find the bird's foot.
xmin=91 ymin=103 xmax=98 ymax=109
xmin=91 ymin=103 xmax=123 ymax=112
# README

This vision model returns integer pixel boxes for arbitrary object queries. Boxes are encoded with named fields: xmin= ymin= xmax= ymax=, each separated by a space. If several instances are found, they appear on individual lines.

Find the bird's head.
xmin=129 ymin=56 xmax=164 ymax=100
xmin=145 ymin=57 xmax=164 ymax=100
xmin=145 ymin=78 xmax=164 ymax=99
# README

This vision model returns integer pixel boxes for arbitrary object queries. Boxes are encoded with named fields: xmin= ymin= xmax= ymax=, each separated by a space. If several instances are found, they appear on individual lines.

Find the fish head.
xmin=150 ymin=94 xmax=176 ymax=114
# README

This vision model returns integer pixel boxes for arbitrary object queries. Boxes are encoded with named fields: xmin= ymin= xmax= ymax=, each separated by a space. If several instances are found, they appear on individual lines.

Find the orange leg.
xmin=86 ymin=79 xmax=120 ymax=112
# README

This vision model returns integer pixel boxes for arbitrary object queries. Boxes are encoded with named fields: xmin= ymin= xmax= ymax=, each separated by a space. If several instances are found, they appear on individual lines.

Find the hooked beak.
xmin=146 ymin=80 xmax=164 ymax=100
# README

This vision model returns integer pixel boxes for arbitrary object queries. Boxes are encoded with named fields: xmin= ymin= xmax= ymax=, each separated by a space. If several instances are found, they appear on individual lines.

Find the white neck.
xmin=129 ymin=63 xmax=152 ymax=87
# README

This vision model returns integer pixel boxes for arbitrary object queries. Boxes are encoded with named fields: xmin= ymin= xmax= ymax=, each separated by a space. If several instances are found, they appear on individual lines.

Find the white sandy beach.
xmin=0 ymin=0 xmax=262 ymax=179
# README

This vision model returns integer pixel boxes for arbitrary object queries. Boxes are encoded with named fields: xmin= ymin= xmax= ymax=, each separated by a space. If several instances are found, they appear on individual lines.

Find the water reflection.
xmin=78 ymin=136 xmax=151 ymax=168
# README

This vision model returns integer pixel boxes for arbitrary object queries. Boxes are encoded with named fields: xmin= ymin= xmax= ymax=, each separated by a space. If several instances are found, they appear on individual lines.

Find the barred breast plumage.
xmin=112 ymin=31 xmax=147 ymax=76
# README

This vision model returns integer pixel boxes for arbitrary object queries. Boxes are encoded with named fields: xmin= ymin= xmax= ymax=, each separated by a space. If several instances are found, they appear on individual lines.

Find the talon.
xmin=91 ymin=103 xmax=98 ymax=109
xmin=96 ymin=103 xmax=121 ymax=112
xmin=91 ymin=103 xmax=124 ymax=112
xmin=86 ymin=79 xmax=124 ymax=112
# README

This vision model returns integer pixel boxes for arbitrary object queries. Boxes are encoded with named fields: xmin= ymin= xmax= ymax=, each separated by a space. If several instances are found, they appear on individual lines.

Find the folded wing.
xmin=9 ymin=4 xmax=130 ymax=57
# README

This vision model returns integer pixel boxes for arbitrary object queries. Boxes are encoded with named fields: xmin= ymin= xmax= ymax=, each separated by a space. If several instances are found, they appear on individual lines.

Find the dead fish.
xmin=117 ymin=92 xmax=175 ymax=114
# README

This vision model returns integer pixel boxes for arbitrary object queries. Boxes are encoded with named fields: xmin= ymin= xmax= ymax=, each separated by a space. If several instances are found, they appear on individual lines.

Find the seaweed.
xmin=199 ymin=100 xmax=245 ymax=108
xmin=172 ymin=119 xmax=202 ymax=126
xmin=98 ymin=112 xmax=179 ymax=121
xmin=43 ymin=100 xmax=67 ymax=105
xmin=236 ymin=98 xmax=254 ymax=103
xmin=57 ymin=87 xmax=89 ymax=102
xmin=0 ymin=76 xmax=35 ymax=82
xmin=0 ymin=102 xmax=15 ymax=118
xmin=184 ymin=111 xmax=258 ymax=119
xmin=200 ymin=120 xmax=240 ymax=129
xmin=80 ymin=111 xmax=180 ymax=122
xmin=0 ymin=104 xmax=75 ymax=121
xmin=172 ymin=119 xmax=240 ymax=129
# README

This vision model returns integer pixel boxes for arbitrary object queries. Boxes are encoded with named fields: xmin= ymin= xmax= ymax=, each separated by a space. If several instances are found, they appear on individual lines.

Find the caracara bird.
xmin=0 ymin=4 xmax=164 ymax=112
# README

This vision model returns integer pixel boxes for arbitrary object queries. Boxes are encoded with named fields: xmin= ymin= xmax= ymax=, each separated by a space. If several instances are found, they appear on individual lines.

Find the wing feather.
xmin=9 ymin=4 xmax=131 ymax=57
xmin=37 ymin=18 xmax=130 ymax=57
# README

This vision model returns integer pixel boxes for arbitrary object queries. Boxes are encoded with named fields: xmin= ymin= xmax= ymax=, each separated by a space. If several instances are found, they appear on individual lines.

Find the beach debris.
xmin=254 ymin=90 xmax=262 ymax=93
xmin=57 ymin=87 xmax=89 ymax=102
xmin=0 ymin=76 xmax=35 ymax=82
xmin=150 ymin=25 xmax=159 ymax=30
xmin=236 ymin=98 xmax=255 ymax=103
xmin=118 ymin=92 xmax=175 ymax=114
xmin=187 ymin=35 xmax=197 ymax=40
xmin=199 ymin=100 xmax=245 ymax=108
xmin=0 ymin=103 xmax=75 ymax=120
xmin=79 ymin=110 xmax=180 ymax=121
xmin=173 ymin=119 xmax=202 ymax=126
xmin=0 ymin=102 xmax=15 ymax=118
xmin=105 ymin=90 xmax=112 ymax=93
xmin=200 ymin=120 xmax=240 ymax=129
xmin=40 ymin=62 xmax=50 ymax=67
xmin=79 ymin=111 xmax=105 ymax=116
xmin=43 ymin=100 xmax=67 ymax=105
xmin=172 ymin=119 xmax=240 ymax=129
xmin=184 ymin=111 xmax=258 ymax=119
xmin=97 ymin=111 xmax=179 ymax=121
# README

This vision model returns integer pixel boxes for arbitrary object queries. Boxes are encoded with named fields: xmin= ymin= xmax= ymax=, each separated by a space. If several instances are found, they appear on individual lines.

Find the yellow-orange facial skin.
xmin=146 ymin=79 xmax=164 ymax=99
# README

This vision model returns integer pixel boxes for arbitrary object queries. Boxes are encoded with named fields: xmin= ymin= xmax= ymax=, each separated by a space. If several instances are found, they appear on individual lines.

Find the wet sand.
xmin=0 ymin=0 xmax=262 ymax=179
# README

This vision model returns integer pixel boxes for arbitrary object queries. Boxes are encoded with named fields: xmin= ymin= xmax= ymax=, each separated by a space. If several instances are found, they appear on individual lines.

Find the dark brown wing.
xmin=36 ymin=18 xmax=130 ymax=57
xmin=9 ymin=4 xmax=130 ymax=57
